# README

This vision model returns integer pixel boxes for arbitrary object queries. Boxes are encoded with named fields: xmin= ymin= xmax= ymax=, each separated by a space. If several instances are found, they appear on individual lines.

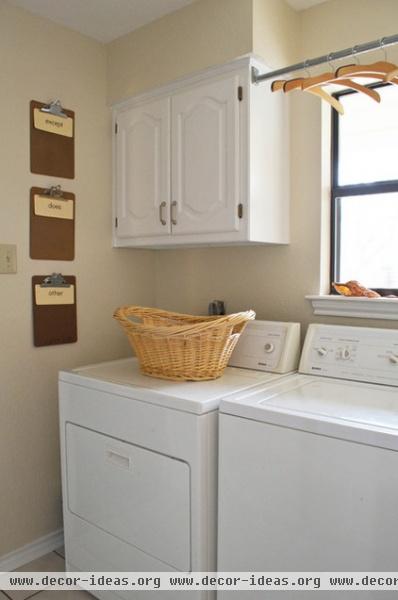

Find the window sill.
xmin=306 ymin=295 xmax=398 ymax=320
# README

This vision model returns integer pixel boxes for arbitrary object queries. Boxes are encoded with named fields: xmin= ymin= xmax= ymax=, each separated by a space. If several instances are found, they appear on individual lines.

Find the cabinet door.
xmin=115 ymin=98 xmax=171 ymax=238
xmin=171 ymin=75 xmax=241 ymax=236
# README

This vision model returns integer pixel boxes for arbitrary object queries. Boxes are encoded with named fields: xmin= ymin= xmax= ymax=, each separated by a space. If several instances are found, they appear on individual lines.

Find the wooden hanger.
xmin=335 ymin=71 xmax=398 ymax=86
xmin=271 ymin=68 xmax=387 ymax=92
xmin=280 ymin=77 xmax=344 ymax=113
xmin=283 ymin=78 xmax=305 ymax=92
xmin=300 ymin=71 xmax=335 ymax=88
xmin=386 ymin=67 xmax=398 ymax=81
xmin=335 ymin=61 xmax=398 ymax=78
xmin=278 ymin=61 xmax=398 ymax=90
xmin=269 ymin=55 xmax=392 ymax=112
xmin=333 ymin=79 xmax=381 ymax=102
xmin=300 ymin=70 xmax=381 ymax=102
xmin=307 ymin=87 xmax=345 ymax=114
xmin=377 ymin=39 xmax=398 ymax=80
xmin=271 ymin=80 xmax=286 ymax=91
xmin=269 ymin=41 xmax=398 ymax=113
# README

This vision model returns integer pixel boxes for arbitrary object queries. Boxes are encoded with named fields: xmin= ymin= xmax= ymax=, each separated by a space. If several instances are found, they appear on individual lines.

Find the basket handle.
xmin=174 ymin=310 xmax=256 ymax=335
xmin=114 ymin=305 xmax=207 ymax=323
xmin=114 ymin=306 xmax=255 ymax=336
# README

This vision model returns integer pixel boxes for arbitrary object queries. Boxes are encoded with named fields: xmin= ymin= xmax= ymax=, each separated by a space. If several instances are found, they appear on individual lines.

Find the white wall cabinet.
xmin=113 ymin=57 xmax=289 ymax=248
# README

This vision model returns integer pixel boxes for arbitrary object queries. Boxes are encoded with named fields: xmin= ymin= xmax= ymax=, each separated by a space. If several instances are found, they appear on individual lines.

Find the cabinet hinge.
xmin=238 ymin=86 xmax=243 ymax=101
xmin=115 ymin=122 xmax=118 ymax=134
xmin=115 ymin=217 xmax=118 ymax=228
xmin=238 ymin=203 xmax=243 ymax=219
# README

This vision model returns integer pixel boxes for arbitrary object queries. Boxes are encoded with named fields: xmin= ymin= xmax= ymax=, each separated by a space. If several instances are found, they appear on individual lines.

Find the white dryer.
xmin=218 ymin=324 xmax=398 ymax=600
xmin=59 ymin=320 xmax=300 ymax=600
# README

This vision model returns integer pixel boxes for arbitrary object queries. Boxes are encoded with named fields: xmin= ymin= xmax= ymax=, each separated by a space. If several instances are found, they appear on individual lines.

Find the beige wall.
xmin=0 ymin=1 xmax=154 ymax=556
xmin=107 ymin=0 xmax=301 ymax=105
xmin=253 ymin=0 xmax=300 ymax=67
xmin=301 ymin=0 xmax=398 ymax=57
xmin=107 ymin=0 xmax=253 ymax=103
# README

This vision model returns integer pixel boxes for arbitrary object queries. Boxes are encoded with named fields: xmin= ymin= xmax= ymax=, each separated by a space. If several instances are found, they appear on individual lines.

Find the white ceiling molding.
xmin=6 ymin=0 xmax=197 ymax=43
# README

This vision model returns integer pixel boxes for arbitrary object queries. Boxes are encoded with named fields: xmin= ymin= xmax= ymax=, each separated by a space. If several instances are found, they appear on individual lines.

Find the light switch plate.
xmin=0 ymin=244 xmax=17 ymax=274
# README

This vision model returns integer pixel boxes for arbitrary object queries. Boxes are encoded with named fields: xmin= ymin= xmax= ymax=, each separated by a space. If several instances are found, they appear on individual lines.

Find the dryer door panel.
xmin=66 ymin=423 xmax=191 ymax=571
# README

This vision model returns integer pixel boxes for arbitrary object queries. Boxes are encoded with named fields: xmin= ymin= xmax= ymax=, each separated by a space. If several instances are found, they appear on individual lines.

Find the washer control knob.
xmin=264 ymin=342 xmax=274 ymax=353
xmin=316 ymin=347 xmax=328 ymax=357
xmin=341 ymin=347 xmax=351 ymax=360
xmin=389 ymin=354 xmax=398 ymax=364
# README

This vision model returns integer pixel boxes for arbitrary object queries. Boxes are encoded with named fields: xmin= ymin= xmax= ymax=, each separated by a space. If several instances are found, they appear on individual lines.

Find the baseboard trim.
xmin=0 ymin=529 xmax=64 ymax=571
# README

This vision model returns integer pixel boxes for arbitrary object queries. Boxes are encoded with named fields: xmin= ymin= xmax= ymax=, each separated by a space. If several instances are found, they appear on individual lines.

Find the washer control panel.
xmin=300 ymin=324 xmax=398 ymax=386
xmin=229 ymin=320 xmax=301 ymax=373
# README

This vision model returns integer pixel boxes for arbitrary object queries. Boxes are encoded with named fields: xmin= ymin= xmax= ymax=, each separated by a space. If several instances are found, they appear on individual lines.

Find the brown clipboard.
xmin=30 ymin=100 xmax=75 ymax=179
xmin=30 ymin=187 xmax=75 ymax=260
xmin=32 ymin=275 xmax=77 ymax=347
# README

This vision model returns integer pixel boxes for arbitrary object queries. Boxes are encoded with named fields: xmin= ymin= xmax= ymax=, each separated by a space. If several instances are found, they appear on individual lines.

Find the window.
xmin=331 ymin=84 xmax=398 ymax=295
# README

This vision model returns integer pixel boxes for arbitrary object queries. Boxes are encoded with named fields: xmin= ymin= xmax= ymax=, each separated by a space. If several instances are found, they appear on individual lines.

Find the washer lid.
xmin=59 ymin=357 xmax=285 ymax=415
xmin=220 ymin=374 xmax=398 ymax=449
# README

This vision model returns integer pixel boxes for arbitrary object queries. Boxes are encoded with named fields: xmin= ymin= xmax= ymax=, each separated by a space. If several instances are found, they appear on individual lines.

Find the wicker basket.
xmin=113 ymin=305 xmax=255 ymax=381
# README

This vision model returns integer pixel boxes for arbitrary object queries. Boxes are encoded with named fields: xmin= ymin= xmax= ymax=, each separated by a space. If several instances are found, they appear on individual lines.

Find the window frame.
xmin=330 ymin=83 xmax=398 ymax=296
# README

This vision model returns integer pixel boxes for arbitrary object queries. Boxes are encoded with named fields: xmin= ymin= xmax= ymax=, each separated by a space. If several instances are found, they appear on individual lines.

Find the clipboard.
xmin=32 ymin=274 xmax=77 ymax=347
xmin=30 ymin=100 xmax=75 ymax=179
xmin=30 ymin=186 xmax=75 ymax=260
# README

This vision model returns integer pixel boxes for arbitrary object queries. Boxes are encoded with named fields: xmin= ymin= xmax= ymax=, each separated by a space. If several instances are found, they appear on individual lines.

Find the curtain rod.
xmin=252 ymin=33 xmax=398 ymax=83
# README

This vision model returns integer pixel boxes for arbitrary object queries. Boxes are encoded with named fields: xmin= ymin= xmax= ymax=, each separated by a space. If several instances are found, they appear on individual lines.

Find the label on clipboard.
xmin=34 ymin=195 xmax=74 ymax=220
xmin=35 ymin=285 xmax=75 ymax=305
xmin=33 ymin=108 xmax=73 ymax=137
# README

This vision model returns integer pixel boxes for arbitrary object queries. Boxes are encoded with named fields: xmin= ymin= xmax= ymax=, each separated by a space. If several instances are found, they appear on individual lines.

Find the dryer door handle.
xmin=106 ymin=449 xmax=132 ymax=470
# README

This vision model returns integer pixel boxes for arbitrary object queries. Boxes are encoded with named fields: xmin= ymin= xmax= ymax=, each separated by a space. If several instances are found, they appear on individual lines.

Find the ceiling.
xmin=7 ymin=0 xmax=197 ymax=43
xmin=286 ymin=0 xmax=329 ymax=9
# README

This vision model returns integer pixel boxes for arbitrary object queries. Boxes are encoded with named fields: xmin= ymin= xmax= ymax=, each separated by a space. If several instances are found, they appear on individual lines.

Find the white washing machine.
xmin=218 ymin=324 xmax=398 ymax=600
xmin=59 ymin=320 xmax=300 ymax=600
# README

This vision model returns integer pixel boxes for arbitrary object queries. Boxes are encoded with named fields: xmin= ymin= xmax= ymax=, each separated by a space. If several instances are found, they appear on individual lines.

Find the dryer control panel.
xmin=300 ymin=324 xmax=398 ymax=386
xmin=228 ymin=320 xmax=301 ymax=373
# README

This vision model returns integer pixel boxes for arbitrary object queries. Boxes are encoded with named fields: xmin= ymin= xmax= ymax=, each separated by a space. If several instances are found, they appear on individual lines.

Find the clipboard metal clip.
xmin=41 ymin=273 xmax=70 ymax=288
xmin=40 ymin=99 xmax=68 ymax=119
xmin=43 ymin=185 xmax=63 ymax=199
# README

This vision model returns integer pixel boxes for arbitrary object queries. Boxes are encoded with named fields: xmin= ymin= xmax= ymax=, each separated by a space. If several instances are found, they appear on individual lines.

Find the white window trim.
xmin=306 ymin=295 xmax=398 ymax=320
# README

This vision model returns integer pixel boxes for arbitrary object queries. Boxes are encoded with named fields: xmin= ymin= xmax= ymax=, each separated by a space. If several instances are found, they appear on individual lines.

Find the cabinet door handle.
xmin=171 ymin=201 xmax=178 ymax=226
xmin=159 ymin=201 xmax=167 ymax=225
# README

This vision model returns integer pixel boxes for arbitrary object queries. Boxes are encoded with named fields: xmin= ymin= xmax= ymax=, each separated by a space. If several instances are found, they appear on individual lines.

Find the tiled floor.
xmin=0 ymin=550 xmax=93 ymax=600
